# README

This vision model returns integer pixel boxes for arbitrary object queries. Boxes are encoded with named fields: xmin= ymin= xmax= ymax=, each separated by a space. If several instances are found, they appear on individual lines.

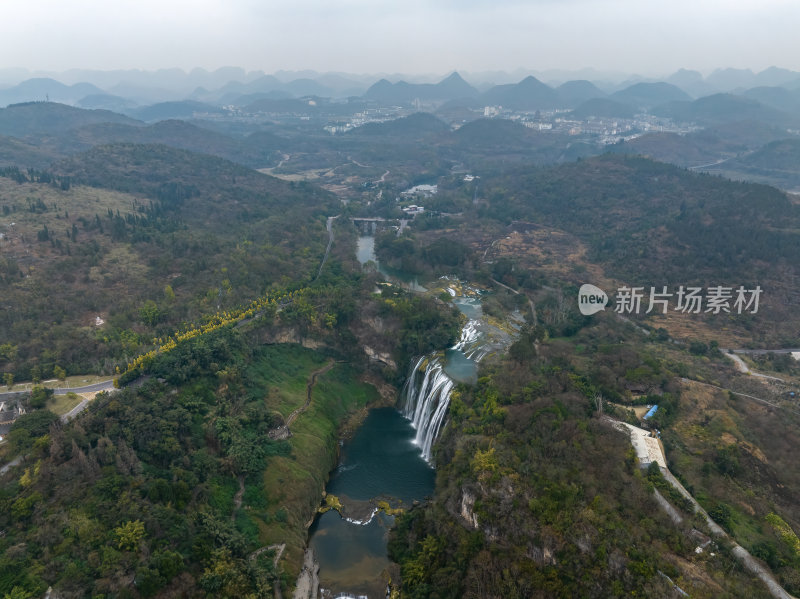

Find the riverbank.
xmin=240 ymin=345 xmax=384 ymax=588
xmin=301 ymin=270 xmax=524 ymax=596
xmin=306 ymin=406 xmax=433 ymax=598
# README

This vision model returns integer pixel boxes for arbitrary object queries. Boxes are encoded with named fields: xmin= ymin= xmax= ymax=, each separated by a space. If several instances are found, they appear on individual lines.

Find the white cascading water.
xmin=400 ymin=318 xmax=482 ymax=462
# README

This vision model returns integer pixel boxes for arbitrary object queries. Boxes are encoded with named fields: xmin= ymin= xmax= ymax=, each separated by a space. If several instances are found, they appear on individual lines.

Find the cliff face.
xmin=254 ymin=326 xmax=325 ymax=349
xmin=292 ymin=548 xmax=320 ymax=599
xmin=459 ymin=487 xmax=479 ymax=529
xmin=363 ymin=344 xmax=397 ymax=370
xmin=350 ymin=308 xmax=403 ymax=373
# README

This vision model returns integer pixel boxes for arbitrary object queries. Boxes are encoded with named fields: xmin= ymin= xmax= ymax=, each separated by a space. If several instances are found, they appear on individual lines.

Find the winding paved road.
xmin=0 ymin=455 xmax=22 ymax=476
xmin=0 ymin=379 xmax=114 ymax=400
xmin=725 ymin=351 xmax=787 ymax=382
xmin=609 ymin=416 xmax=797 ymax=599
xmin=731 ymin=348 xmax=800 ymax=356
xmin=315 ymin=216 xmax=339 ymax=280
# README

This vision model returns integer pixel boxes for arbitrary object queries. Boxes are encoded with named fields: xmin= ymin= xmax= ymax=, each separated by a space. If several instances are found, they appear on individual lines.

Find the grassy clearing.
xmin=243 ymin=344 xmax=380 ymax=577
xmin=46 ymin=392 xmax=83 ymax=416
xmin=246 ymin=345 xmax=329 ymax=421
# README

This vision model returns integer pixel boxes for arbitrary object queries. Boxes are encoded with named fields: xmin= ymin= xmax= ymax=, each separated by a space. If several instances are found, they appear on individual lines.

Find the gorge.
xmin=303 ymin=235 xmax=519 ymax=597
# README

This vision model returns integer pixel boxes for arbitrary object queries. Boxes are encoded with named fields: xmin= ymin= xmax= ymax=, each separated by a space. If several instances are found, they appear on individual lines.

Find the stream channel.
xmin=306 ymin=235 xmax=518 ymax=598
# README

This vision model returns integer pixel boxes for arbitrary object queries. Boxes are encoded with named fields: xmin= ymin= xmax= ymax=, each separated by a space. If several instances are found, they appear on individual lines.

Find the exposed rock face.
xmin=452 ymin=478 xmax=517 ymax=543
xmin=350 ymin=308 xmax=401 ymax=374
xmin=525 ymin=543 xmax=558 ymax=566
xmin=292 ymin=548 xmax=320 ymax=599
xmin=363 ymin=345 xmax=397 ymax=369
xmin=257 ymin=327 xmax=324 ymax=349
xmin=363 ymin=316 xmax=387 ymax=333
xmin=460 ymin=488 xmax=480 ymax=529
xmin=268 ymin=425 xmax=292 ymax=440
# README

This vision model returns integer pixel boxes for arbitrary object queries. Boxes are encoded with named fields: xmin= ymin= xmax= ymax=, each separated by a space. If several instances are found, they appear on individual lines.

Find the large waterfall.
xmin=400 ymin=318 xmax=484 ymax=462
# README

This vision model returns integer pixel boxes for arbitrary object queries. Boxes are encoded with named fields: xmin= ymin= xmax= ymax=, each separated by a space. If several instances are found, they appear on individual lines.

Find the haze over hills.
xmin=1 ymin=75 xmax=800 ymax=193
xmin=570 ymin=97 xmax=637 ymax=119
xmin=0 ymin=77 xmax=106 ymax=106
xmin=0 ymin=102 xmax=140 ymax=138
xmin=365 ymin=72 xmax=479 ymax=104
xmin=479 ymin=75 xmax=561 ymax=110
xmin=652 ymin=93 xmax=800 ymax=128
xmin=609 ymin=82 xmax=692 ymax=109
xmin=555 ymin=79 xmax=607 ymax=107
xmin=3 ymin=65 xmax=800 ymax=108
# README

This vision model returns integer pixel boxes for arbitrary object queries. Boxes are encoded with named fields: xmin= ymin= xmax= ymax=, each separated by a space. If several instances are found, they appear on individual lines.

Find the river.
xmin=356 ymin=235 xmax=426 ymax=292
xmin=306 ymin=235 xmax=516 ymax=598
xmin=308 ymin=408 xmax=434 ymax=597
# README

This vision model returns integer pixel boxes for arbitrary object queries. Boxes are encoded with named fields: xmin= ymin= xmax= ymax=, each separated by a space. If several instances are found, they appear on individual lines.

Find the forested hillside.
xmin=389 ymin=312 xmax=795 ymax=598
xmin=0 ymin=144 xmax=338 ymax=380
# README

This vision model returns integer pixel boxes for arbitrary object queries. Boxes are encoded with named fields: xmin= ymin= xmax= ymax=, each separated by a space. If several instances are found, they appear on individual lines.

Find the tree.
xmin=0 ymin=343 xmax=18 ymax=362
xmin=139 ymin=300 xmax=161 ymax=326
xmin=115 ymin=520 xmax=145 ymax=551
xmin=593 ymin=392 xmax=604 ymax=415
xmin=53 ymin=365 xmax=66 ymax=381
xmin=8 ymin=410 xmax=58 ymax=453
xmin=29 ymin=386 xmax=53 ymax=409
xmin=708 ymin=502 xmax=732 ymax=531
xmin=199 ymin=548 xmax=252 ymax=596
xmin=3 ymin=372 xmax=12 ymax=389
xmin=3 ymin=586 xmax=34 ymax=599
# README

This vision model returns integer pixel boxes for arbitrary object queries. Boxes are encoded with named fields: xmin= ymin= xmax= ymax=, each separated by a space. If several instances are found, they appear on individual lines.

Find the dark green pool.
xmin=308 ymin=407 xmax=434 ymax=597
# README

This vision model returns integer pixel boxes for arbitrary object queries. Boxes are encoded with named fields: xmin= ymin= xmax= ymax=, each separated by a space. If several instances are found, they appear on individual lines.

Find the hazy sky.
xmin=4 ymin=0 xmax=800 ymax=76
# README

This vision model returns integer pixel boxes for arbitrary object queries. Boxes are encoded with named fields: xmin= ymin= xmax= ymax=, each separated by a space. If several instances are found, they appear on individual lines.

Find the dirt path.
xmin=249 ymin=543 xmax=285 ymax=568
xmin=489 ymin=277 xmax=537 ymax=323
xmin=348 ymin=156 xmax=371 ymax=168
xmin=0 ymin=455 xmax=22 ymax=476
xmin=680 ymin=377 xmax=800 ymax=417
xmin=286 ymin=360 xmax=336 ymax=428
xmin=347 ymin=157 xmax=389 ymax=186
xmin=248 ymin=543 xmax=287 ymax=599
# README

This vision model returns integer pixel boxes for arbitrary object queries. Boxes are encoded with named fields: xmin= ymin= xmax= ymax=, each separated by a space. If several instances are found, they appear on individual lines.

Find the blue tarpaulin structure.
xmin=643 ymin=405 xmax=658 ymax=420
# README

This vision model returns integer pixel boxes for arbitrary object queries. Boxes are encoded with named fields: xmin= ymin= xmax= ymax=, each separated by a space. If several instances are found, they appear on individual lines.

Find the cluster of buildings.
xmin=0 ymin=399 xmax=25 ymax=440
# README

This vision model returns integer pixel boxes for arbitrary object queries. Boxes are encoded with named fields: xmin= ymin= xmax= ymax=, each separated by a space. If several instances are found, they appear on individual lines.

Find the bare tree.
xmin=593 ymin=392 xmax=604 ymax=416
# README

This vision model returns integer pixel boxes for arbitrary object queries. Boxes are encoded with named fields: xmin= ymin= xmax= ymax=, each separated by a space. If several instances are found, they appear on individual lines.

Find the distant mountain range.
xmin=610 ymin=82 xmax=691 ymax=109
xmin=2 ymin=67 xmax=800 ymax=128
xmin=652 ymin=93 xmax=800 ymax=128
xmin=0 ymin=78 xmax=106 ymax=106
xmin=1 ymin=67 xmax=800 ymax=193
xmin=0 ymin=101 xmax=138 ymax=138
xmin=365 ymin=72 xmax=479 ymax=103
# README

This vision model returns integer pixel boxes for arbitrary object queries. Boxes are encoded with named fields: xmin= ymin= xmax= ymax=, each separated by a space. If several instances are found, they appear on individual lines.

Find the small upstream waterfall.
xmin=400 ymin=318 xmax=483 ymax=461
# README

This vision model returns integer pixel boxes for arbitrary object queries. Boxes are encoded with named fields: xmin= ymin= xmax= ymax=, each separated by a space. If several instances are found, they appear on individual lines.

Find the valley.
xmin=1 ymin=67 xmax=800 ymax=599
